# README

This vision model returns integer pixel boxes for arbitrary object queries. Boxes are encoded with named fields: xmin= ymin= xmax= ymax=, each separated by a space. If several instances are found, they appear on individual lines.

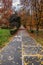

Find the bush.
xmin=10 ymin=29 xmax=17 ymax=35
xmin=30 ymin=30 xmax=34 ymax=33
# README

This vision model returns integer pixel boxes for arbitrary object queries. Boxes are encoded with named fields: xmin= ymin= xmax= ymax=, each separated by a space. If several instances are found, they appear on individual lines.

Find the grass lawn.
xmin=28 ymin=30 xmax=43 ymax=46
xmin=0 ymin=29 xmax=11 ymax=48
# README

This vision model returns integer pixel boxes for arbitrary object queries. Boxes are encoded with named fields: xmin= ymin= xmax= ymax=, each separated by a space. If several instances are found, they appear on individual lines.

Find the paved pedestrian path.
xmin=0 ymin=25 xmax=43 ymax=65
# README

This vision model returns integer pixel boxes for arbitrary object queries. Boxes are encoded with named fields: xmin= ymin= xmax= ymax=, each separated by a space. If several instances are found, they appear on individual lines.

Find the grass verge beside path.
xmin=28 ymin=30 xmax=43 ymax=46
xmin=0 ymin=29 xmax=11 ymax=48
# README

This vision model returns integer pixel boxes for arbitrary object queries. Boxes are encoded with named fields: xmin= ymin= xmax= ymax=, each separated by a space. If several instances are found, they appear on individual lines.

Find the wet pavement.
xmin=0 ymin=25 xmax=43 ymax=65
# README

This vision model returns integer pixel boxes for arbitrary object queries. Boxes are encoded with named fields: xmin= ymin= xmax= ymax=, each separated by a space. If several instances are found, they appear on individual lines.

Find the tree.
xmin=20 ymin=0 xmax=43 ymax=32
xmin=30 ymin=0 xmax=43 ymax=33
xmin=9 ymin=13 xmax=21 ymax=35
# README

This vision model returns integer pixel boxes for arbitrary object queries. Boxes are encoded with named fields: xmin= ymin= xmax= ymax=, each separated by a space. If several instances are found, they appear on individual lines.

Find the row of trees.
xmin=31 ymin=0 xmax=43 ymax=32
xmin=0 ymin=0 xmax=12 ymax=28
xmin=0 ymin=9 xmax=13 ymax=27
xmin=20 ymin=0 xmax=43 ymax=33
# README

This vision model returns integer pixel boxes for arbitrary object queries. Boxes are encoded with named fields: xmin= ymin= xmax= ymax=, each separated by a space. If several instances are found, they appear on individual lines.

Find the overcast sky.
xmin=13 ymin=0 xmax=20 ymax=4
xmin=12 ymin=0 xmax=20 ymax=7
xmin=13 ymin=0 xmax=20 ymax=3
xmin=12 ymin=0 xmax=21 ymax=11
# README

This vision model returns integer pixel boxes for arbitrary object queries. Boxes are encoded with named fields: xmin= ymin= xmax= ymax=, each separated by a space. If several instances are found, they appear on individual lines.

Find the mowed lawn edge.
xmin=0 ymin=29 xmax=11 ymax=48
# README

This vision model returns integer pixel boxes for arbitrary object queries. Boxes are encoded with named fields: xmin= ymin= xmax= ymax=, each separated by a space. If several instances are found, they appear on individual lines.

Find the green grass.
xmin=0 ymin=29 xmax=11 ymax=48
